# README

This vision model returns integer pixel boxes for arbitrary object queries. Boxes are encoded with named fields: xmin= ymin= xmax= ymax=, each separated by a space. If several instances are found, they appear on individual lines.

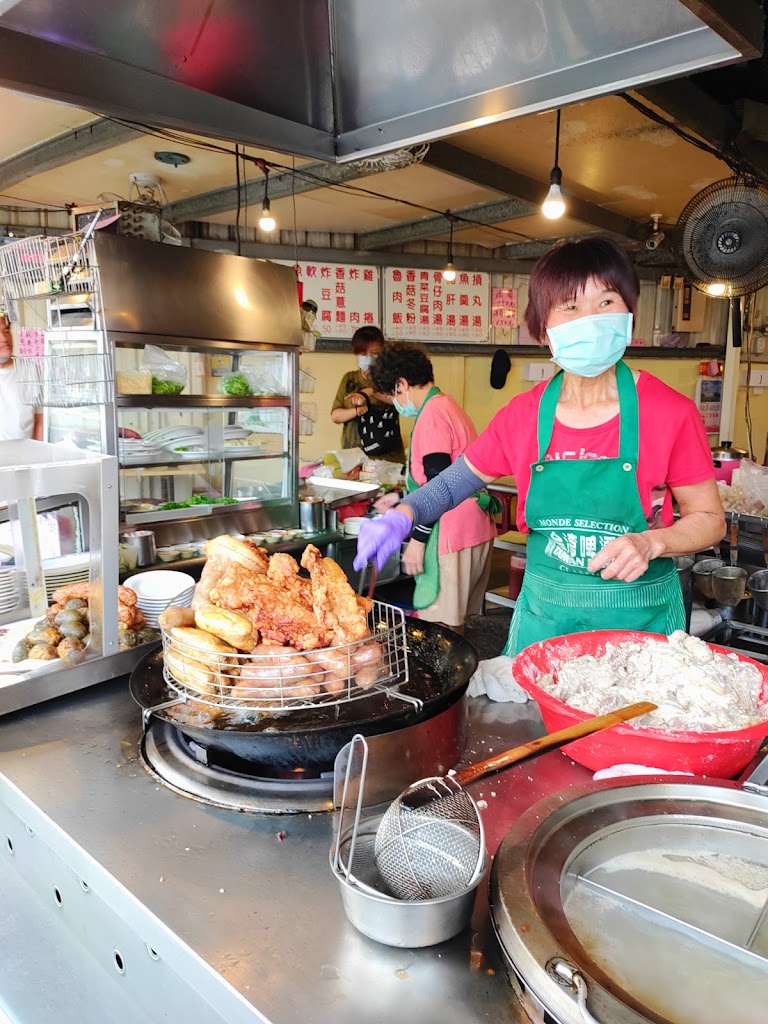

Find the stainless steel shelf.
xmin=118 ymin=450 xmax=288 ymax=469
xmin=484 ymin=585 xmax=517 ymax=610
xmin=116 ymin=395 xmax=290 ymax=409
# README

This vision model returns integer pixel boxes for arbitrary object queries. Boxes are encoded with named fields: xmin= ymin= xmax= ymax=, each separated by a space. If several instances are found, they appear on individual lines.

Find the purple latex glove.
xmin=353 ymin=511 xmax=413 ymax=572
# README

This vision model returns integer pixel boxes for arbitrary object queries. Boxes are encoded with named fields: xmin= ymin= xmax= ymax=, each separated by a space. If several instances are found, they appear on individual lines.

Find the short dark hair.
xmin=370 ymin=341 xmax=434 ymax=394
xmin=524 ymin=236 xmax=639 ymax=343
xmin=351 ymin=325 xmax=385 ymax=355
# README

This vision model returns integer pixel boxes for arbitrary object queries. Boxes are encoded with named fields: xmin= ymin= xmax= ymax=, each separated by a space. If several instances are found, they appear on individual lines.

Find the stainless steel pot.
xmin=331 ymin=818 xmax=486 ymax=947
xmin=299 ymin=496 xmax=326 ymax=533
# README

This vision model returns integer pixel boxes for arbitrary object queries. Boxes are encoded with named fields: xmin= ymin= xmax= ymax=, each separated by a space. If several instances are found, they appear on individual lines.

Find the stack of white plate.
xmin=0 ymin=566 xmax=25 ymax=613
xmin=143 ymin=426 xmax=204 ymax=450
xmin=43 ymin=553 xmax=90 ymax=602
xmin=124 ymin=571 xmax=196 ymax=627
xmin=224 ymin=427 xmax=250 ymax=441
xmin=118 ymin=437 xmax=166 ymax=464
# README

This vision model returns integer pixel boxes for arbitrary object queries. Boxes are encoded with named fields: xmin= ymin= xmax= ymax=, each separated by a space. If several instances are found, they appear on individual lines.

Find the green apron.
xmin=503 ymin=360 xmax=684 ymax=656
xmin=405 ymin=387 xmax=443 ymax=609
xmin=406 ymin=387 xmax=501 ymax=610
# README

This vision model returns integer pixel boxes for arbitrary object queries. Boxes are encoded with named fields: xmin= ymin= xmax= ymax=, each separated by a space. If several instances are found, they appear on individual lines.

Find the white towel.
xmin=593 ymin=764 xmax=694 ymax=780
xmin=467 ymin=656 xmax=529 ymax=703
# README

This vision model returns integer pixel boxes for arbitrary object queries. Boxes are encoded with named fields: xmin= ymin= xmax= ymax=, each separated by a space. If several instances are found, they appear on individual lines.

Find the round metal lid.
xmin=490 ymin=778 xmax=768 ymax=1024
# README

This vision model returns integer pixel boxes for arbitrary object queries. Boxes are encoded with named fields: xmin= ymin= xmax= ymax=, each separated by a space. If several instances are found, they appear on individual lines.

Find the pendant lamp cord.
xmin=554 ymin=108 xmax=561 ymax=170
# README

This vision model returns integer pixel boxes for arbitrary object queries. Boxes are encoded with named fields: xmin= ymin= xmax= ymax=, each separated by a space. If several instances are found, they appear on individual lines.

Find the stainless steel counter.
xmin=0 ymin=678 xmax=592 ymax=1024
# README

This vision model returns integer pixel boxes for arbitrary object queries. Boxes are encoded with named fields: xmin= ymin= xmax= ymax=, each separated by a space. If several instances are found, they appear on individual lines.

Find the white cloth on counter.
xmin=467 ymin=656 xmax=529 ymax=703
xmin=593 ymin=764 xmax=694 ymax=781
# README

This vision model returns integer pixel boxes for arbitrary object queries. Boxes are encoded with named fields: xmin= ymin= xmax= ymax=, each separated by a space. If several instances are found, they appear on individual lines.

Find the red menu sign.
xmin=276 ymin=260 xmax=380 ymax=339
xmin=383 ymin=268 xmax=490 ymax=342
xmin=491 ymin=286 xmax=518 ymax=329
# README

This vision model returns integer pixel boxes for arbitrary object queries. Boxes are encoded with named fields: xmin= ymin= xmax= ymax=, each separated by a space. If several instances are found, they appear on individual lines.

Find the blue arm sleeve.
xmin=399 ymin=455 xmax=487 ymax=527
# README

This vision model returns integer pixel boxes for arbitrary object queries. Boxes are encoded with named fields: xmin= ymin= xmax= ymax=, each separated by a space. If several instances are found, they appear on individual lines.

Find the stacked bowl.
xmin=0 ymin=566 xmax=25 ymax=614
xmin=124 ymin=571 xmax=195 ymax=627
xmin=43 ymin=552 xmax=90 ymax=602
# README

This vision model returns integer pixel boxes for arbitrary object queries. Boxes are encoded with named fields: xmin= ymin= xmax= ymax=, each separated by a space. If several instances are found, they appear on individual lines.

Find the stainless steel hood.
xmin=0 ymin=1 xmax=761 ymax=162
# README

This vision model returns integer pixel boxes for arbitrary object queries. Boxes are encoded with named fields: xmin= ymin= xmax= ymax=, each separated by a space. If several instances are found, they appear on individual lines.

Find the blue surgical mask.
xmin=393 ymin=387 xmax=418 ymax=418
xmin=546 ymin=312 xmax=632 ymax=377
xmin=357 ymin=355 xmax=375 ymax=373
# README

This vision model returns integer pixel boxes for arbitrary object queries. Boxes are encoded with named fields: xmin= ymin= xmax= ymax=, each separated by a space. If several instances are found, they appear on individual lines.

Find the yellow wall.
xmin=300 ymin=350 xmax=766 ymax=466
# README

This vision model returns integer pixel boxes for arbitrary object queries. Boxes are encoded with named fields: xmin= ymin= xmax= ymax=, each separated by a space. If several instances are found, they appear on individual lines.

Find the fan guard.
xmin=676 ymin=177 xmax=768 ymax=297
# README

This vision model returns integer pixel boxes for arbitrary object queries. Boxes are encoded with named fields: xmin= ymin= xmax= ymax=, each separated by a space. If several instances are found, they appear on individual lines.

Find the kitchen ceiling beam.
xmin=422 ymin=141 xmax=641 ymax=240
xmin=0 ymin=117 xmax=141 ymax=192
xmin=165 ymin=159 xmax=383 ymax=223
xmin=633 ymin=80 xmax=768 ymax=179
xmin=356 ymin=197 xmax=536 ymax=250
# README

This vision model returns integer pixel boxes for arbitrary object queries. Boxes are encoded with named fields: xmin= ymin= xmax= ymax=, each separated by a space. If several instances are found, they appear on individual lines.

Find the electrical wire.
xmin=291 ymin=155 xmax=299 ymax=269
xmin=94 ymin=113 xmax=536 ymax=244
xmin=619 ymin=93 xmax=768 ymax=187
xmin=0 ymin=193 xmax=70 ymax=210
xmin=234 ymin=143 xmax=242 ymax=257
xmin=744 ymin=292 xmax=756 ymax=459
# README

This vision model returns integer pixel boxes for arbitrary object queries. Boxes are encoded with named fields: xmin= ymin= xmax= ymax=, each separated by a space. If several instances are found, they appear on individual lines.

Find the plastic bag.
xmin=140 ymin=344 xmax=188 ymax=395
xmin=216 ymin=371 xmax=255 ymax=397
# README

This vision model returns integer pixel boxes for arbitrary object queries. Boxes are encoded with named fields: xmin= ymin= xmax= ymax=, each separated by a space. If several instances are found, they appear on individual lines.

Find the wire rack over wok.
xmin=160 ymin=600 xmax=413 ymax=713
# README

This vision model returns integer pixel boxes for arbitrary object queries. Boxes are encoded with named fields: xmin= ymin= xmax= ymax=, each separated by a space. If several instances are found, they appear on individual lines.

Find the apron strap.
xmin=536 ymin=361 xmax=639 ymax=464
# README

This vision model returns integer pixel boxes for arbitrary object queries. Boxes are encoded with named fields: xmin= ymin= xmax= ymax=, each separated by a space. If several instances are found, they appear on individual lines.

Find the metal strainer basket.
xmin=374 ymin=776 xmax=485 ymax=900
xmin=330 ymin=734 xmax=487 ymax=947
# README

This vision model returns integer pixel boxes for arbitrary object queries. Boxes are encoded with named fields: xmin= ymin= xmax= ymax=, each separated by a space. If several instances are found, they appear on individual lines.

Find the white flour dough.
xmin=538 ymin=631 xmax=765 ymax=731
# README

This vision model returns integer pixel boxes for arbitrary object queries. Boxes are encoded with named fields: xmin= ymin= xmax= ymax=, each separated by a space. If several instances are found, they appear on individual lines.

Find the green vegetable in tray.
xmin=155 ymin=495 xmax=238 ymax=512
xmin=220 ymin=373 xmax=253 ymax=396
xmin=151 ymin=377 xmax=185 ymax=395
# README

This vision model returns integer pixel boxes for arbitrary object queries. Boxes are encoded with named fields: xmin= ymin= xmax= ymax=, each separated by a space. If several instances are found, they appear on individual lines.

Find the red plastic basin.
xmin=512 ymin=630 xmax=768 ymax=778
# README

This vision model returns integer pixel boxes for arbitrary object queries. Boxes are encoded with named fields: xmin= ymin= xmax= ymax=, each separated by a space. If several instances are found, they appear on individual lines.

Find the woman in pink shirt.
xmin=369 ymin=342 xmax=496 ymax=632
xmin=356 ymin=238 xmax=725 ymax=655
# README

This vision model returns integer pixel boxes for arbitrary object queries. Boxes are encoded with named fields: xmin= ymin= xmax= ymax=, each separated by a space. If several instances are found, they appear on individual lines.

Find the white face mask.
xmin=358 ymin=355 xmax=375 ymax=373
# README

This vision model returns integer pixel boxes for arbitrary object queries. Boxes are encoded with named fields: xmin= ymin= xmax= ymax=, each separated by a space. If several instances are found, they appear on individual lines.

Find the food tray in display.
xmin=160 ymin=600 xmax=410 ymax=713
xmin=166 ymin=448 xmax=217 ymax=461
xmin=512 ymin=629 xmax=768 ymax=777
xmin=219 ymin=444 xmax=266 ymax=457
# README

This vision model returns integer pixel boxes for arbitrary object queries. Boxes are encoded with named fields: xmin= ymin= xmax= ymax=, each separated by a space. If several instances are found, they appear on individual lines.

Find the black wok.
xmin=129 ymin=620 xmax=478 ymax=773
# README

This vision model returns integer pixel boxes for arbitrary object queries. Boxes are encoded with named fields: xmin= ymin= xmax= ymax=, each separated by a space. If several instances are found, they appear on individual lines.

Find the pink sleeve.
xmin=465 ymin=403 xmax=518 ymax=478
xmin=666 ymin=400 xmax=715 ymax=488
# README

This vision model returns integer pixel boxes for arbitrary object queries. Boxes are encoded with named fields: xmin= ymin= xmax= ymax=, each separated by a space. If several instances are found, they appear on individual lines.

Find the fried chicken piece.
xmin=211 ymin=571 xmax=329 ymax=650
xmin=300 ymin=545 xmax=370 ymax=646
xmin=267 ymin=552 xmax=313 ymax=604
xmin=195 ymin=536 xmax=268 ymax=608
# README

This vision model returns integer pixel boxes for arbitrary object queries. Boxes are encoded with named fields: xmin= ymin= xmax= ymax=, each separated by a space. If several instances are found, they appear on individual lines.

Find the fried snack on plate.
xmin=194 ymin=603 xmax=257 ymax=651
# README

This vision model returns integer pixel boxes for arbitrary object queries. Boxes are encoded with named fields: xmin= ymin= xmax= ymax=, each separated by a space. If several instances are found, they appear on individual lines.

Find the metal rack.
xmin=159 ymin=601 xmax=413 ymax=713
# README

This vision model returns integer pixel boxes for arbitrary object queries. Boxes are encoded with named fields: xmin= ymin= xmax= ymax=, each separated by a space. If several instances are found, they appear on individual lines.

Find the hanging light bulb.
xmin=259 ymin=197 xmax=276 ymax=232
xmin=706 ymin=281 xmax=727 ymax=297
xmin=258 ymin=167 xmax=276 ymax=232
xmin=541 ymin=110 xmax=566 ymax=220
xmin=443 ymin=211 xmax=456 ymax=281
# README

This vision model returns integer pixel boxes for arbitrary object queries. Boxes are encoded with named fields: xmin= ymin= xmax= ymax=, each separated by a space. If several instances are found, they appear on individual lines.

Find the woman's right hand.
xmin=373 ymin=492 xmax=401 ymax=513
xmin=346 ymin=391 xmax=367 ymax=409
xmin=353 ymin=510 xmax=413 ymax=572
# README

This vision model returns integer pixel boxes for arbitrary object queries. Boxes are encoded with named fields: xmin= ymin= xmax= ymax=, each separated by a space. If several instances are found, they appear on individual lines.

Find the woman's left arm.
xmin=589 ymin=478 xmax=726 ymax=583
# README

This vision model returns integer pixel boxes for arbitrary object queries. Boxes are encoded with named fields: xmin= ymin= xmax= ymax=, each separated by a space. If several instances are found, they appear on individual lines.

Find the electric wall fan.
xmin=676 ymin=176 xmax=768 ymax=297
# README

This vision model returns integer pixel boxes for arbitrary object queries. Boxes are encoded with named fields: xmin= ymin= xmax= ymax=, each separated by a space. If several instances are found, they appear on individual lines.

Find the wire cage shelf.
xmin=160 ymin=600 xmax=411 ymax=713
xmin=0 ymin=232 xmax=97 ymax=301
xmin=14 ymin=350 xmax=114 ymax=408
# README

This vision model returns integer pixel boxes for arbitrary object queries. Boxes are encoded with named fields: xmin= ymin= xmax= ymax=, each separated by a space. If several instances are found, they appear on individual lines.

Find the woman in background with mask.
xmin=330 ymin=325 xmax=405 ymax=464
xmin=355 ymin=237 xmax=724 ymax=654
xmin=369 ymin=342 xmax=496 ymax=632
